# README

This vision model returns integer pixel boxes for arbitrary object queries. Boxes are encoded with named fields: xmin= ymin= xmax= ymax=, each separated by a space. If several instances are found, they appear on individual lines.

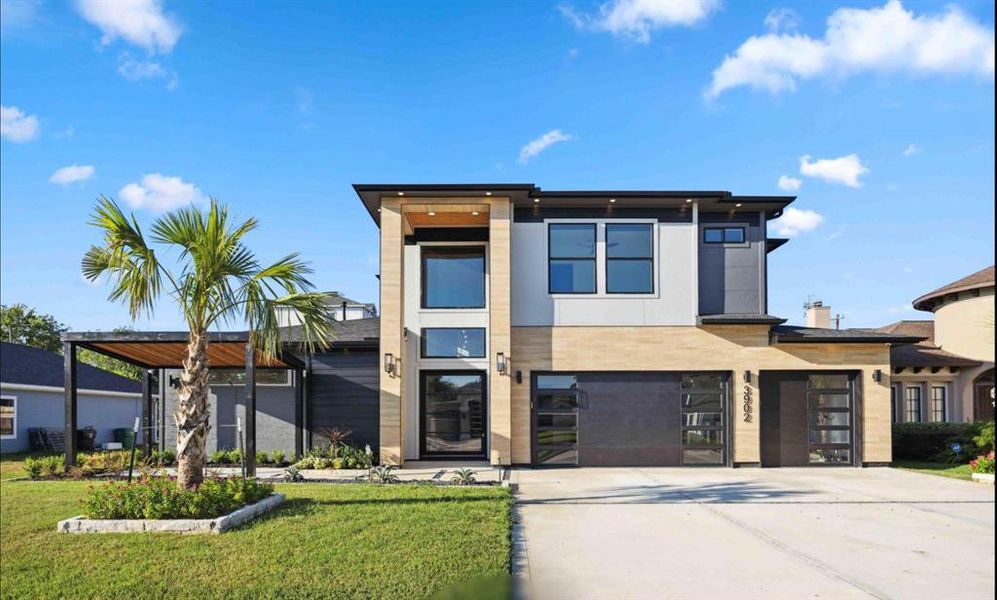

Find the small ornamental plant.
xmin=969 ymin=451 xmax=995 ymax=474
xmin=82 ymin=475 xmax=274 ymax=520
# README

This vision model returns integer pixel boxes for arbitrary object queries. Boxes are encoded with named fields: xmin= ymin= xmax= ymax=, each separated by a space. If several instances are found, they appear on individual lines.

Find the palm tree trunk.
xmin=176 ymin=331 xmax=211 ymax=489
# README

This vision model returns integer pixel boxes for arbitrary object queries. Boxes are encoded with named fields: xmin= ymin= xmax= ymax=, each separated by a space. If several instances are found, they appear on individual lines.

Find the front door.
xmin=760 ymin=372 xmax=856 ymax=467
xmin=420 ymin=371 xmax=487 ymax=459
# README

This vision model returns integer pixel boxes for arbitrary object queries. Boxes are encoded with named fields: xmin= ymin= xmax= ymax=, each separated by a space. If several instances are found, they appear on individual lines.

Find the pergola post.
xmin=304 ymin=355 xmax=312 ymax=451
xmin=142 ymin=369 xmax=154 ymax=459
xmin=294 ymin=367 xmax=304 ymax=459
xmin=63 ymin=342 xmax=78 ymax=468
xmin=245 ymin=343 xmax=256 ymax=477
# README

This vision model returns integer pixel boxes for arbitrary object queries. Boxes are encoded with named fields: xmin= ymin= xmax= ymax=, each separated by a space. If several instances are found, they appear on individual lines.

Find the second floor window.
xmin=606 ymin=223 xmax=653 ymax=293
xmin=704 ymin=227 xmax=745 ymax=244
xmin=905 ymin=385 xmax=922 ymax=422
xmin=549 ymin=224 xmax=596 ymax=294
xmin=422 ymin=246 xmax=486 ymax=309
xmin=421 ymin=328 xmax=486 ymax=358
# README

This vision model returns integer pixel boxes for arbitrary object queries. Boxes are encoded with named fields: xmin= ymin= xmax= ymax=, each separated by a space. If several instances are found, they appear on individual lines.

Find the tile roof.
xmin=876 ymin=320 xmax=981 ymax=368
xmin=913 ymin=265 xmax=994 ymax=311
xmin=321 ymin=291 xmax=375 ymax=309
xmin=283 ymin=317 xmax=380 ymax=346
xmin=0 ymin=342 xmax=141 ymax=393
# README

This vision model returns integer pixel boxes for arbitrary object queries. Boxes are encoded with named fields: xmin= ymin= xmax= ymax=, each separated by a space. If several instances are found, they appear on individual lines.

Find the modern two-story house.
xmin=353 ymin=184 xmax=920 ymax=469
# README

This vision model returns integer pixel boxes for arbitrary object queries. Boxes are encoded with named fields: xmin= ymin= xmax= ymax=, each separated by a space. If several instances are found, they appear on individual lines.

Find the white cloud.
xmin=777 ymin=175 xmax=802 ymax=191
xmin=116 ymin=53 xmax=178 ymax=89
xmin=0 ymin=105 xmax=39 ymax=142
xmin=119 ymin=173 xmax=206 ymax=212
xmin=799 ymin=153 xmax=868 ymax=187
xmin=560 ymin=0 xmax=719 ymax=43
xmin=771 ymin=207 xmax=825 ymax=237
xmin=707 ymin=0 xmax=995 ymax=98
xmin=518 ymin=129 xmax=574 ymax=164
xmin=76 ymin=0 xmax=182 ymax=53
xmin=902 ymin=143 xmax=919 ymax=156
xmin=764 ymin=8 xmax=800 ymax=33
xmin=49 ymin=164 xmax=95 ymax=185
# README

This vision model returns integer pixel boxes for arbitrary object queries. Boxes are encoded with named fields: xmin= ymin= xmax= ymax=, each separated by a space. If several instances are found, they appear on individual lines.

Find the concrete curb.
xmin=971 ymin=473 xmax=994 ymax=484
xmin=56 ymin=493 xmax=285 ymax=534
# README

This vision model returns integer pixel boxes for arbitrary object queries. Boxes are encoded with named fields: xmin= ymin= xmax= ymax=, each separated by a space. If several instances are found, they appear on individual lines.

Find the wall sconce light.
xmin=873 ymin=369 xmax=883 ymax=383
xmin=743 ymin=370 xmax=751 ymax=384
xmin=384 ymin=353 xmax=396 ymax=377
xmin=496 ymin=352 xmax=507 ymax=375
xmin=516 ymin=370 xmax=522 ymax=384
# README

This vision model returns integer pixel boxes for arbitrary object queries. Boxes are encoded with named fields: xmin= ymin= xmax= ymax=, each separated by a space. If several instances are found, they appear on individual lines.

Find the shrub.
xmin=255 ymin=451 xmax=269 ymax=465
xmin=78 ymin=451 xmax=130 ymax=475
xmin=970 ymin=451 xmax=995 ymax=474
xmin=318 ymin=427 xmax=353 ymax=458
xmin=283 ymin=466 xmax=304 ymax=482
xmin=211 ymin=449 xmax=231 ymax=465
xmin=450 ymin=468 xmax=477 ymax=486
xmin=973 ymin=421 xmax=995 ymax=453
xmin=24 ymin=456 xmax=47 ymax=479
xmin=145 ymin=449 xmax=176 ymax=467
xmin=294 ymin=455 xmax=333 ymax=469
xmin=360 ymin=465 xmax=399 ymax=484
xmin=892 ymin=422 xmax=984 ymax=463
xmin=270 ymin=450 xmax=286 ymax=466
xmin=226 ymin=449 xmax=243 ymax=465
xmin=82 ymin=476 xmax=275 ymax=519
xmin=331 ymin=458 xmax=345 ymax=470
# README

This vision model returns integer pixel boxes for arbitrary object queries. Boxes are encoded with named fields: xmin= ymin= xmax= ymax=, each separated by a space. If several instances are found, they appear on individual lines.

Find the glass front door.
xmin=806 ymin=374 xmax=854 ymax=465
xmin=420 ymin=371 xmax=487 ymax=458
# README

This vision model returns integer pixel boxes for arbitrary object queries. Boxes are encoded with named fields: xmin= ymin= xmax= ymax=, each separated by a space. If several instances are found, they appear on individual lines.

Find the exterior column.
xmin=304 ymin=356 xmax=312 ymax=451
xmin=63 ymin=342 xmax=78 ymax=468
xmin=732 ymin=367 xmax=760 ymax=466
xmin=245 ymin=343 xmax=256 ymax=477
xmin=294 ymin=367 xmax=304 ymax=459
xmin=142 ymin=369 xmax=154 ymax=458
xmin=489 ymin=198 xmax=513 ymax=466
xmin=379 ymin=198 xmax=405 ymax=465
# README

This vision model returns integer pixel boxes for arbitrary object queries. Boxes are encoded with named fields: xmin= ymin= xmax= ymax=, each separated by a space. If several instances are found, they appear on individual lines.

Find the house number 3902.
xmin=742 ymin=384 xmax=753 ymax=422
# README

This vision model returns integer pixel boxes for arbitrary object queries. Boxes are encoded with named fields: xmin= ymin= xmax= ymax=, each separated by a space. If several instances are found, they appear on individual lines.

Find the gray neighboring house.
xmin=276 ymin=291 xmax=376 ymax=327
xmin=0 ymin=341 xmax=145 ymax=454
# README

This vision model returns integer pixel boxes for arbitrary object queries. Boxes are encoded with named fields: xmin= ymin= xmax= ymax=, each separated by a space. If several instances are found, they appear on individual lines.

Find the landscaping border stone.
xmin=971 ymin=473 xmax=994 ymax=484
xmin=56 ymin=492 xmax=285 ymax=534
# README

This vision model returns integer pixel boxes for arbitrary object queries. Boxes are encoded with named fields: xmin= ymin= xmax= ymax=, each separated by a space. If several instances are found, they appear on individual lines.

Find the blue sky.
xmin=1 ymin=0 xmax=994 ymax=331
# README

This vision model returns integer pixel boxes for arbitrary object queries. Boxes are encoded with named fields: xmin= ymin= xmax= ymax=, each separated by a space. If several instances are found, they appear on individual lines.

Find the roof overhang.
xmin=698 ymin=314 xmax=788 ymax=325
xmin=61 ymin=331 xmax=305 ymax=369
xmin=353 ymin=184 xmax=796 ymax=226
xmin=766 ymin=238 xmax=789 ymax=253
xmin=913 ymin=280 xmax=995 ymax=312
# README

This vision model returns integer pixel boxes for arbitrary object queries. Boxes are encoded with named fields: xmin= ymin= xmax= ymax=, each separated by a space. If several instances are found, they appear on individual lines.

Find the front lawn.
xmin=0 ymin=477 xmax=511 ymax=599
xmin=893 ymin=461 xmax=974 ymax=481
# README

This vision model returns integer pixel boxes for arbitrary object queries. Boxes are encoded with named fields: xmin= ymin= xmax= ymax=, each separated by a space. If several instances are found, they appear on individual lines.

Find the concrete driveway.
xmin=511 ymin=468 xmax=994 ymax=600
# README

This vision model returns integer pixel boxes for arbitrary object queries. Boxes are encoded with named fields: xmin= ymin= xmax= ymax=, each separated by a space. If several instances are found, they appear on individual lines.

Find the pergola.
xmin=61 ymin=331 xmax=308 ymax=476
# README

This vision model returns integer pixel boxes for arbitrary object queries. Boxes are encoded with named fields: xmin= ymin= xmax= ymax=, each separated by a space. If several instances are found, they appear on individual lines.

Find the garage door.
xmin=759 ymin=372 xmax=857 ymax=467
xmin=531 ymin=372 xmax=729 ymax=467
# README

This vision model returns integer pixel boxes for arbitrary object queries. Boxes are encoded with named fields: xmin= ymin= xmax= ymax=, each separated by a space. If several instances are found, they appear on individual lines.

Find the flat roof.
xmin=353 ymin=183 xmax=795 ymax=226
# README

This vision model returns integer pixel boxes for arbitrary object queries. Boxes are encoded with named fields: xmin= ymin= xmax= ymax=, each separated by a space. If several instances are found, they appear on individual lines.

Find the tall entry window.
xmin=548 ymin=224 xmax=596 ymax=294
xmin=807 ymin=374 xmax=853 ymax=465
xmin=420 ymin=372 xmax=486 ymax=458
xmin=606 ymin=223 xmax=653 ymax=293
xmin=421 ymin=246 xmax=486 ymax=309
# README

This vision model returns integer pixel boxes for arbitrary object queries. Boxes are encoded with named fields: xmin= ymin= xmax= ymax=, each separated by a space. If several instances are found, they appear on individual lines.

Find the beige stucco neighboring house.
xmin=880 ymin=265 xmax=994 ymax=423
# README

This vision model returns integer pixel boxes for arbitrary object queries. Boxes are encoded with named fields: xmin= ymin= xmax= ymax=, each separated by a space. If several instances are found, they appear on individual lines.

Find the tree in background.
xmin=0 ymin=304 xmax=66 ymax=352
xmin=83 ymin=197 xmax=333 ymax=489
xmin=0 ymin=304 xmax=143 ymax=380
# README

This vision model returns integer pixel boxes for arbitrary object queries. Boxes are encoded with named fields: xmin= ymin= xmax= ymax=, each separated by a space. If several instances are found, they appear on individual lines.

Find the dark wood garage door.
xmin=308 ymin=349 xmax=379 ymax=451
xmin=532 ymin=372 xmax=729 ymax=467
xmin=760 ymin=372 xmax=857 ymax=467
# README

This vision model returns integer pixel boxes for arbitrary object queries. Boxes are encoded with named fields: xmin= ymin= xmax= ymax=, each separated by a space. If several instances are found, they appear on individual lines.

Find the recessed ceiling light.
xmin=427 ymin=211 xmax=436 ymax=216
xmin=377 ymin=208 xmax=381 ymax=212
xmin=534 ymin=198 xmax=540 ymax=203
xmin=685 ymin=198 xmax=693 ymax=203
xmin=485 ymin=191 xmax=492 ymax=196
xmin=735 ymin=203 xmax=742 ymax=207
xmin=609 ymin=198 xmax=616 ymax=203
xmin=397 ymin=191 xmax=404 ymax=196
xmin=471 ymin=211 xmax=480 ymax=216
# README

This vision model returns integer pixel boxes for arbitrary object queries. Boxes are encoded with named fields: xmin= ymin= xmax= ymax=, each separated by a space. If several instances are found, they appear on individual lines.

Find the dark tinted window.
xmin=421 ymin=328 xmax=486 ymax=358
xmin=703 ymin=228 xmax=724 ymax=243
xmin=606 ymin=224 xmax=653 ymax=293
xmin=606 ymin=224 xmax=652 ymax=257
xmin=537 ymin=375 xmax=577 ymax=389
xmin=724 ymin=227 xmax=745 ymax=243
xmin=703 ymin=227 xmax=745 ymax=244
xmin=549 ymin=224 xmax=596 ymax=294
xmin=422 ymin=247 xmax=485 ymax=309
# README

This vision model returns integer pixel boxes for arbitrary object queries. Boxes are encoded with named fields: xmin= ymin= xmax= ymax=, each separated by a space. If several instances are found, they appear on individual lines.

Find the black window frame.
xmin=905 ymin=385 xmax=922 ymax=422
xmin=931 ymin=385 xmax=947 ymax=422
xmin=703 ymin=226 xmax=747 ymax=244
xmin=420 ymin=327 xmax=487 ymax=359
xmin=420 ymin=245 xmax=487 ymax=309
xmin=419 ymin=370 xmax=488 ymax=459
xmin=605 ymin=223 xmax=655 ymax=294
xmin=805 ymin=374 xmax=854 ymax=466
xmin=680 ymin=372 xmax=729 ymax=467
xmin=548 ymin=223 xmax=597 ymax=295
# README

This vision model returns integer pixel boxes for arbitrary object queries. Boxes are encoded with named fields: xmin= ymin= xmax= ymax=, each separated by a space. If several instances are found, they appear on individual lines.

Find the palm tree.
xmin=82 ymin=197 xmax=333 ymax=489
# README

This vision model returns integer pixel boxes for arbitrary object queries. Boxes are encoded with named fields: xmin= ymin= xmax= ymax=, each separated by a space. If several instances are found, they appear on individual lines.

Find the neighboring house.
xmin=879 ymin=265 xmax=995 ymax=424
xmin=353 ymin=184 xmax=920 ymax=468
xmin=0 ymin=342 xmax=145 ymax=454
xmin=276 ymin=291 xmax=376 ymax=327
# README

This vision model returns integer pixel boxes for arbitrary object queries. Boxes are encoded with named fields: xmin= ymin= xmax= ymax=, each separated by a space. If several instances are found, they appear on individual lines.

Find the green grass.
xmin=0 ymin=475 xmax=512 ymax=599
xmin=894 ymin=461 xmax=974 ymax=481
